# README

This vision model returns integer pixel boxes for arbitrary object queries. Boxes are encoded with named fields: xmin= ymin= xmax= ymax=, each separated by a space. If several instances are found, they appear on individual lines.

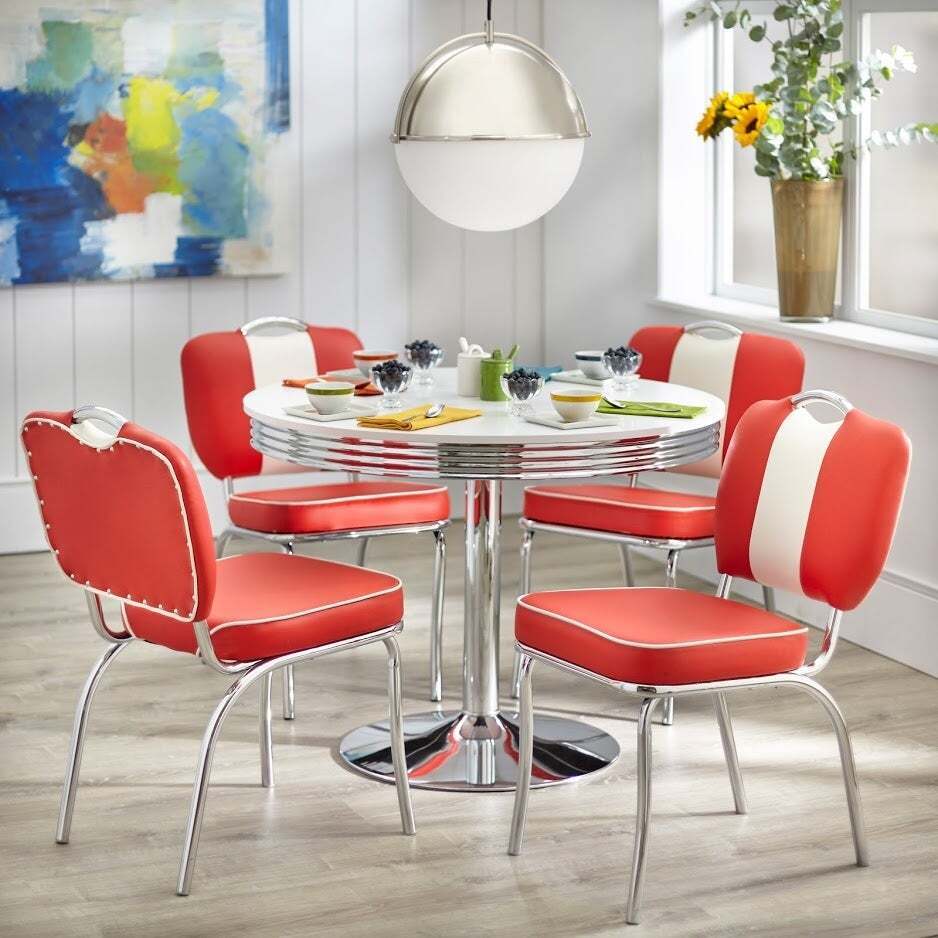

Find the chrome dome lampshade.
xmin=392 ymin=1 xmax=589 ymax=232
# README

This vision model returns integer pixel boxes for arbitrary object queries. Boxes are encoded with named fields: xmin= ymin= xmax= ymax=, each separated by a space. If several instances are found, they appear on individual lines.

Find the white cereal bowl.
xmin=550 ymin=388 xmax=603 ymax=423
xmin=352 ymin=349 xmax=398 ymax=377
xmin=575 ymin=350 xmax=611 ymax=380
xmin=305 ymin=381 xmax=356 ymax=415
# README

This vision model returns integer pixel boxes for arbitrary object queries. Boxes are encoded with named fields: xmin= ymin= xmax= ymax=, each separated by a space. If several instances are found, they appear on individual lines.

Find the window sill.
xmin=651 ymin=295 xmax=938 ymax=366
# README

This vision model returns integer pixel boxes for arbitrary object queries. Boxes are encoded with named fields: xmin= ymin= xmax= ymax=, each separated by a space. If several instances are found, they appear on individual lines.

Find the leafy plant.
xmin=686 ymin=0 xmax=938 ymax=180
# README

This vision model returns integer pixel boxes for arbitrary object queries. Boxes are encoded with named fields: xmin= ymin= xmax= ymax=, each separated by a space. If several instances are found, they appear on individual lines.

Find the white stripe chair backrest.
xmin=629 ymin=324 xmax=805 ymax=478
xmin=181 ymin=319 xmax=363 ymax=480
xmin=715 ymin=395 xmax=911 ymax=611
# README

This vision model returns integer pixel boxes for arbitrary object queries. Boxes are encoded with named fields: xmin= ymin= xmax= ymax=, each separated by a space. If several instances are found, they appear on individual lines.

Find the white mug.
xmin=457 ymin=352 xmax=485 ymax=397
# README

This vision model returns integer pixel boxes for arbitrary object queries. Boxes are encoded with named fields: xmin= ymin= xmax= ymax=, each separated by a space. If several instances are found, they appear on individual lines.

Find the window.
xmin=710 ymin=0 xmax=938 ymax=338
xmin=864 ymin=10 xmax=938 ymax=325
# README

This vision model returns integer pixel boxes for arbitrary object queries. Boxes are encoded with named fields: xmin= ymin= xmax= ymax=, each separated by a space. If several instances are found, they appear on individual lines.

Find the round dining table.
xmin=244 ymin=368 xmax=723 ymax=792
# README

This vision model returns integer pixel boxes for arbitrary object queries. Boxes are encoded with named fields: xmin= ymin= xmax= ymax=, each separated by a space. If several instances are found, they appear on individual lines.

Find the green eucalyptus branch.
xmin=685 ymin=0 xmax=937 ymax=180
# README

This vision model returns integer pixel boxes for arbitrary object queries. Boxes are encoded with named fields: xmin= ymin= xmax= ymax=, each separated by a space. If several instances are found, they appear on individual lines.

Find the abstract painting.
xmin=0 ymin=0 xmax=291 ymax=285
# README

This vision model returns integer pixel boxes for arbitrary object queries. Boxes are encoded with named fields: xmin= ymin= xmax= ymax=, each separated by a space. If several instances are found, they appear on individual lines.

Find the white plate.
xmin=523 ymin=413 xmax=620 ymax=430
xmin=325 ymin=368 xmax=367 ymax=384
xmin=550 ymin=369 xmax=607 ymax=387
xmin=551 ymin=369 xmax=641 ymax=387
xmin=284 ymin=403 xmax=376 ymax=422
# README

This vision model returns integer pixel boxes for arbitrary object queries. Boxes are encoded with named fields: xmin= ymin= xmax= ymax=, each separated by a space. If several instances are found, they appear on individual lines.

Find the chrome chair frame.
xmin=510 ymin=321 xmax=777 ymax=720
xmin=508 ymin=390 xmax=867 ymax=925
xmin=216 ymin=316 xmax=450 ymax=715
xmin=57 ymin=592 xmax=415 ymax=897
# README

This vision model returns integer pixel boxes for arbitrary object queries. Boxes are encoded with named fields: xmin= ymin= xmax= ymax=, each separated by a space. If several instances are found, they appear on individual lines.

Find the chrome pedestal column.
xmin=339 ymin=480 xmax=619 ymax=791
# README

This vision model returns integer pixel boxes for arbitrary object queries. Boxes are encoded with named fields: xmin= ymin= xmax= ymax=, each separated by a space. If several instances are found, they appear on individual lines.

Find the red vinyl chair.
xmin=21 ymin=405 xmax=414 ymax=896
xmin=508 ymin=390 xmax=911 ymax=924
xmin=181 ymin=316 xmax=450 ymax=714
xmin=512 ymin=320 xmax=806 ymax=721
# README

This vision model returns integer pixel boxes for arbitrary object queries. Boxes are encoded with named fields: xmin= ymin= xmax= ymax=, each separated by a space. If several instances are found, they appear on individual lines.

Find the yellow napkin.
xmin=357 ymin=404 xmax=482 ymax=431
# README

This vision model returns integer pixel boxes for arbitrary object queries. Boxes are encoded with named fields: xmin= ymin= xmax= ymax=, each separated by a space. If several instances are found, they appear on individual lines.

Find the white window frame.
xmin=710 ymin=0 xmax=938 ymax=340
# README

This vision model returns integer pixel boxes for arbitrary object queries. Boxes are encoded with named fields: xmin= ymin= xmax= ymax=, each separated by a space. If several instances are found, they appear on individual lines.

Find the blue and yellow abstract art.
xmin=0 ymin=0 xmax=291 ymax=285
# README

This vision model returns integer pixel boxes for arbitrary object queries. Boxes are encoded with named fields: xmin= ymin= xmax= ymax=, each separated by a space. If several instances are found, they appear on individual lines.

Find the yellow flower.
xmin=725 ymin=91 xmax=756 ymax=121
xmin=732 ymin=101 xmax=769 ymax=147
xmin=696 ymin=91 xmax=729 ymax=139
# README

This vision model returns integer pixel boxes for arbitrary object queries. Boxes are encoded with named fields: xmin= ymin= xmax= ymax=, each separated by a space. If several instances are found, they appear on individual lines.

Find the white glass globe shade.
xmin=396 ymin=138 xmax=585 ymax=232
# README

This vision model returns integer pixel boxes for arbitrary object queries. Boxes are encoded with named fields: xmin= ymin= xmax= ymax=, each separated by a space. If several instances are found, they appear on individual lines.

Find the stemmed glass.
xmin=371 ymin=361 xmax=412 ymax=411
xmin=602 ymin=346 xmax=643 ymax=398
xmin=501 ymin=369 xmax=545 ymax=418
xmin=404 ymin=341 xmax=445 ymax=388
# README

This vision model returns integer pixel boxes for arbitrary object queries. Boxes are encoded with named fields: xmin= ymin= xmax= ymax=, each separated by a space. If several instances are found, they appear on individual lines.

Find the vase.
xmin=771 ymin=178 xmax=844 ymax=322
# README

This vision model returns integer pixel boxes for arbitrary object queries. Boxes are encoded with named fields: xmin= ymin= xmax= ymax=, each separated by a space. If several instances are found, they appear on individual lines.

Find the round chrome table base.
xmin=339 ymin=709 xmax=620 ymax=791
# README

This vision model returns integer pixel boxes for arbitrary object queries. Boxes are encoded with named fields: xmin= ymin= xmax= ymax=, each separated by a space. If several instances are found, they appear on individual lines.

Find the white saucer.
xmin=284 ymin=402 xmax=376 ymax=422
xmin=523 ymin=413 xmax=620 ymax=430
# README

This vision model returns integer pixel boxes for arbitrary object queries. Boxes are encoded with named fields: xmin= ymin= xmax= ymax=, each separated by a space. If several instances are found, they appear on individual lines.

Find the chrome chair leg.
xmin=279 ymin=541 xmax=297 ymax=720
xmin=281 ymin=666 xmax=295 ymax=722
xmin=384 ymin=636 xmax=416 ymax=835
xmin=429 ymin=529 xmax=446 ymax=703
xmin=215 ymin=528 xmax=235 ymax=559
xmin=508 ymin=653 xmax=535 ymax=856
xmin=660 ymin=550 xmax=680 ymax=726
xmin=56 ymin=641 xmax=132 ymax=844
xmin=356 ymin=537 xmax=369 ymax=568
xmin=260 ymin=673 xmax=274 ymax=789
xmin=626 ymin=696 xmax=659 ymax=925
xmin=664 ymin=549 xmax=680 ymax=588
xmin=712 ymin=693 xmax=747 ymax=814
xmin=762 ymin=586 xmax=777 ymax=613
xmin=177 ymin=661 xmax=269 ymax=896
xmin=792 ymin=677 xmax=869 ymax=867
xmin=619 ymin=543 xmax=635 ymax=587
xmin=511 ymin=530 xmax=536 ymax=699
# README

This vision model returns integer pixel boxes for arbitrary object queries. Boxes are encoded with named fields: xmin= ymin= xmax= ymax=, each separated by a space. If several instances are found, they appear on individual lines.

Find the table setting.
xmin=243 ymin=336 xmax=723 ymax=792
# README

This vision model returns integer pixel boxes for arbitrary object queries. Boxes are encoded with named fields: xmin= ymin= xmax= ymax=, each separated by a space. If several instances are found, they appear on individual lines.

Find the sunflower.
xmin=732 ymin=101 xmax=769 ymax=147
xmin=724 ymin=91 xmax=756 ymax=121
xmin=696 ymin=91 xmax=729 ymax=139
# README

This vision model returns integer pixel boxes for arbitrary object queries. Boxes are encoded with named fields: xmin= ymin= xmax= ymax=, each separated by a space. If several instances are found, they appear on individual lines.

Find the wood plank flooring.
xmin=1 ymin=524 xmax=936 ymax=937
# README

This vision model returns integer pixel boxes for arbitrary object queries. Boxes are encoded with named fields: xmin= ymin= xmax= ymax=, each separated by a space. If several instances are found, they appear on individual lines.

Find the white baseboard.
xmin=631 ymin=542 xmax=938 ymax=679
xmin=4 ymin=474 xmax=933 ymax=678
xmin=0 ymin=473 xmax=528 ymax=554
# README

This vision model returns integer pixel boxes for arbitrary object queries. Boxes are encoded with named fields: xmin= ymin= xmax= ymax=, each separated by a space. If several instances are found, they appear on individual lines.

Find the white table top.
xmin=244 ymin=368 xmax=724 ymax=447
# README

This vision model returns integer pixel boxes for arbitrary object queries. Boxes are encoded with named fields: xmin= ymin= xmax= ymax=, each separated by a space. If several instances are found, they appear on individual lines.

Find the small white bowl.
xmin=550 ymin=388 xmax=602 ymax=423
xmin=575 ymin=350 xmax=611 ymax=380
xmin=353 ymin=349 xmax=398 ymax=377
xmin=305 ymin=381 xmax=356 ymax=415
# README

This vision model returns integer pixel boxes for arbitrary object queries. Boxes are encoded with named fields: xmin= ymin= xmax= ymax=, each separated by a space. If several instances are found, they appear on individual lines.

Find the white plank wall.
xmin=0 ymin=0 xmax=547 ymax=553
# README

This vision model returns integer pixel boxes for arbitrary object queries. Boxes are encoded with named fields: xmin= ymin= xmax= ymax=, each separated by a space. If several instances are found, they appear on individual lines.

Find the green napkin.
xmin=598 ymin=398 xmax=706 ymax=419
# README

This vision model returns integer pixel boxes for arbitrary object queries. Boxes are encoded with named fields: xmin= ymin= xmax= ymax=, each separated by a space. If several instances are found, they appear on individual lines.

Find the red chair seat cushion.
xmin=516 ymin=588 xmax=808 ymax=686
xmin=523 ymin=485 xmax=716 ymax=540
xmin=123 ymin=554 xmax=403 ymax=662
xmin=229 ymin=481 xmax=450 ymax=535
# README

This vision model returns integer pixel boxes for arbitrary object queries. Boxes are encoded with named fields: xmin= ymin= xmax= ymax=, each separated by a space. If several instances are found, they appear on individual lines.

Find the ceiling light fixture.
xmin=392 ymin=0 xmax=590 ymax=232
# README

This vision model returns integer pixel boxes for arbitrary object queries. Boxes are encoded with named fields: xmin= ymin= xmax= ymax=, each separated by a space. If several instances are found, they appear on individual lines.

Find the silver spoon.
xmin=425 ymin=403 xmax=445 ymax=418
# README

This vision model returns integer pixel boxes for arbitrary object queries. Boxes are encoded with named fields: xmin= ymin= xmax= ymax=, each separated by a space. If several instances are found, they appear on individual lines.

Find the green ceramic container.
xmin=480 ymin=356 xmax=514 ymax=402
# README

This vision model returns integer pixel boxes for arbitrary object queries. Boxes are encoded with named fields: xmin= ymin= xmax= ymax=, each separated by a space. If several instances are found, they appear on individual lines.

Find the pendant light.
xmin=392 ymin=0 xmax=589 ymax=232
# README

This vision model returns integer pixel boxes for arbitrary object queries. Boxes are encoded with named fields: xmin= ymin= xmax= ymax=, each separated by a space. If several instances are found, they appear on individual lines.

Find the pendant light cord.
xmin=484 ymin=0 xmax=494 ymax=43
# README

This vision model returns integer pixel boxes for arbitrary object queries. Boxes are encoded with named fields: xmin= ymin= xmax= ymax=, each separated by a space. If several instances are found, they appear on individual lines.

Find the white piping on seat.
xmin=229 ymin=485 xmax=449 ymax=507
xmin=526 ymin=488 xmax=714 ymax=513
xmin=516 ymin=597 xmax=808 ymax=650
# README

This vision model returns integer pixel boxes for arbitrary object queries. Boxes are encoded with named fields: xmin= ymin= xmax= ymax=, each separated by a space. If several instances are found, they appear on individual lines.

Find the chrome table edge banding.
xmin=244 ymin=374 xmax=722 ymax=791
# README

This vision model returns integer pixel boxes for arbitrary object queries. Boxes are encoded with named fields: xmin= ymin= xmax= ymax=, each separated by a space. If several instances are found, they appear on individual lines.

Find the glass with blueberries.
xmin=404 ymin=339 xmax=445 ymax=387
xmin=602 ymin=345 xmax=642 ymax=397
xmin=371 ymin=359 xmax=412 ymax=411
xmin=501 ymin=367 xmax=545 ymax=418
